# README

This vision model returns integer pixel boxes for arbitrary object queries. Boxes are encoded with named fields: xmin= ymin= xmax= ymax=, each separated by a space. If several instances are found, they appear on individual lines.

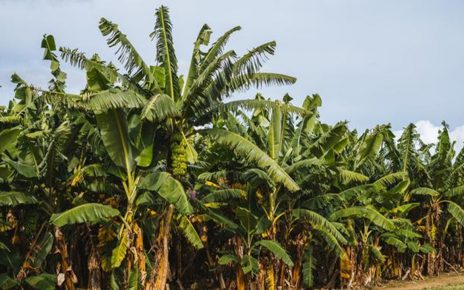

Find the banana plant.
xmin=215 ymin=207 xmax=294 ymax=289
xmin=42 ymin=5 xmax=296 ymax=288
xmin=198 ymin=95 xmax=352 ymax=289
xmin=0 ymin=65 xmax=121 ymax=289
xmin=407 ymin=123 xmax=464 ymax=276
xmin=3 ymin=3 xmax=464 ymax=289
xmin=192 ymin=168 xmax=294 ymax=289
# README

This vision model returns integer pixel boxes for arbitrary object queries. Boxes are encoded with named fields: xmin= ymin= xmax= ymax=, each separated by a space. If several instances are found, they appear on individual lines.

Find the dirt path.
xmin=375 ymin=272 xmax=464 ymax=290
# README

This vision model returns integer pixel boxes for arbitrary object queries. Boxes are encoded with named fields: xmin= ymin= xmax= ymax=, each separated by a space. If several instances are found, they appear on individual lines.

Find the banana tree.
xmin=32 ymin=32 xmax=201 ymax=289
xmin=46 ymin=5 xmax=296 ymax=288
xmin=0 ymin=70 xmax=121 ymax=290
xmin=197 ymin=95 xmax=352 ymax=289
xmin=407 ymin=123 xmax=464 ymax=276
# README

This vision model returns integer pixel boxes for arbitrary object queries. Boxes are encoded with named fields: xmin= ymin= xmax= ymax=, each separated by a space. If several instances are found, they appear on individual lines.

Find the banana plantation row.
xmin=1 ymin=5 xmax=464 ymax=290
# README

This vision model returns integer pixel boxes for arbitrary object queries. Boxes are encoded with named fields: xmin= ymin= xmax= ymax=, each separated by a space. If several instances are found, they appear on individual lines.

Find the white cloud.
xmin=450 ymin=125 xmax=464 ymax=150
xmin=394 ymin=120 xmax=464 ymax=153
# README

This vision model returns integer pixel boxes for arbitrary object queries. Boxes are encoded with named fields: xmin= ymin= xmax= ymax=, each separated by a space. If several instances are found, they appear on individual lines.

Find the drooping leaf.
xmin=330 ymin=207 xmax=395 ymax=231
xmin=338 ymin=169 xmax=369 ymax=184
xmin=233 ymin=41 xmax=276 ymax=76
xmin=50 ymin=203 xmax=120 ymax=227
xmin=228 ymin=72 xmax=296 ymax=92
xmin=84 ymin=89 xmax=146 ymax=112
xmin=178 ymin=216 xmax=204 ymax=249
xmin=293 ymin=209 xmax=347 ymax=244
xmin=383 ymin=236 xmax=407 ymax=252
xmin=313 ymin=225 xmax=344 ymax=254
xmin=111 ymin=229 xmax=129 ymax=268
xmin=373 ymin=172 xmax=408 ymax=190
xmin=446 ymin=201 xmax=464 ymax=227
xmin=388 ymin=179 xmax=410 ymax=195
xmin=411 ymin=187 xmax=440 ymax=197
xmin=218 ymin=254 xmax=239 ymax=266
xmin=204 ymin=207 xmax=239 ymax=230
xmin=207 ymin=128 xmax=299 ymax=192
xmin=141 ymin=94 xmax=180 ymax=122
xmin=0 ymin=191 xmax=38 ymax=206
xmin=218 ymin=99 xmax=307 ymax=116
xmin=139 ymin=172 xmax=193 ymax=215
xmin=202 ymin=189 xmax=245 ymax=203
xmin=255 ymin=240 xmax=293 ymax=266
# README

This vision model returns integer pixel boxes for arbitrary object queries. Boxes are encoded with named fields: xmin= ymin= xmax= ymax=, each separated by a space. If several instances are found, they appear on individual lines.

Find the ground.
xmin=374 ymin=272 xmax=464 ymax=290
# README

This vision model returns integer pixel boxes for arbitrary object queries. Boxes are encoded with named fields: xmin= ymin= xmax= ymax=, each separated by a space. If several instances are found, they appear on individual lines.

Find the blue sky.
xmin=1 ymin=0 xmax=463 ymax=145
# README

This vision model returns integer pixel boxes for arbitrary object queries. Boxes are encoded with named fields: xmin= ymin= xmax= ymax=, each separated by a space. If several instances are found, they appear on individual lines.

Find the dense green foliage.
xmin=1 ymin=5 xmax=464 ymax=290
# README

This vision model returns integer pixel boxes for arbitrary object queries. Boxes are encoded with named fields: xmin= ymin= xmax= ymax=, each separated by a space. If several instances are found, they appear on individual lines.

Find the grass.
xmin=426 ymin=284 xmax=464 ymax=290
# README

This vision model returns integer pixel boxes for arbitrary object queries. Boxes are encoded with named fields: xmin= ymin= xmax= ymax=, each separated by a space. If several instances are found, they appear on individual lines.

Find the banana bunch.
xmin=171 ymin=132 xmax=188 ymax=178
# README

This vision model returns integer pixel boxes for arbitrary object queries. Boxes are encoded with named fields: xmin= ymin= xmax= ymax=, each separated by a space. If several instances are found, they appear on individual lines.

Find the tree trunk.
xmin=55 ymin=227 xmax=77 ymax=290
xmin=258 ymin=261 xmax=266 ymax=290
xmin=340 ymin=247 xmax=352 ymax=288
xmin=134 ymin=223 xmax=147 ymax=285
xmin=290 ymin=240 xmax=306 ymax=289
xmin=234 ymin=236 xmax=246 ymax=290
xmin=148 ymin=204 xmax=175 ymax=290
xmin=267 ymin=263 xmax=276 ymax=290
xmin=236 ymin=267 xmax=246 ymax=290
xmin=87 ymin=247 xmax=101 ymax=290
